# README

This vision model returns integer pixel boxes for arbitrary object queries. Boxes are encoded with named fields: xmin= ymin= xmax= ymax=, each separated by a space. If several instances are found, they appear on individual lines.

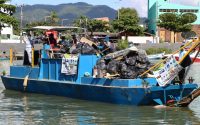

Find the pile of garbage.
xmin=70 ymin=42 xmax=97 ymax=55
xmin=95 ymin=46 xmax=152 ymax=79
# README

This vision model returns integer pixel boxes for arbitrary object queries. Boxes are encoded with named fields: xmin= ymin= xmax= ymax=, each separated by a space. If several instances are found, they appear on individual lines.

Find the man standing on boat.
xmin=178 ymin=45 xmax=192 ymax=83
xmin=22 ymin=32 xmax=34 ymax=65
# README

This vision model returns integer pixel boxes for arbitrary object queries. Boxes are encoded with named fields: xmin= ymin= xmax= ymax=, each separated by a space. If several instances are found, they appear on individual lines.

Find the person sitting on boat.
xmin=178 ymin=45 xmax=192 ymax=83
xmin=72 ymin=34 xmax=78 ymax=45
xmin=22 ymin=32 xmax=34 ymax=65
xmin=57 ymin=36 xmax=66 ymax=48
xmin=103 ymin=34 xmax=115 ymax=54
xmin=57 ymin=36 xmax=71 ymax=53
xmin=48 ymin=33 xmax=57 ymax=48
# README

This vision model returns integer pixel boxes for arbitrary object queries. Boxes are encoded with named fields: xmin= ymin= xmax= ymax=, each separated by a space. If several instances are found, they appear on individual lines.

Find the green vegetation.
xmin=87 ymin=19 xmax=108 ymax=35
xmin=2 ymin=70 xmax=6 ymax=76
xmin=145 ymin=47 xmax=172 ymax=55
xmin=112 ymin=8 xmax=144 ymax=39
xmin=158 ymin=13 xmax=197 ymax=43
xmin=48 ymin=11 xmax=60 ymax=25
xmin=73 ymin=15 xmax=108 ymax=35
xmin=116 ymin=39 xmax=129 ymax=50
xmin=0 ymin=0 xmax=18 ymax=36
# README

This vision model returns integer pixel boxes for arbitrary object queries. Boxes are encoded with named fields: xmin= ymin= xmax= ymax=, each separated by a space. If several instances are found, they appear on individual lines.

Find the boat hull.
xmin=1 ymin=76 xmax=197 ymax=106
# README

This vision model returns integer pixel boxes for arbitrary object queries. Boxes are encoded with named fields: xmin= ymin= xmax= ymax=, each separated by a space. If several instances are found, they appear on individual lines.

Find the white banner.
xmin=153 ymin=56 xmax=182 ymax=86
xmin=61 ymin=54 xmax=78 ymax=75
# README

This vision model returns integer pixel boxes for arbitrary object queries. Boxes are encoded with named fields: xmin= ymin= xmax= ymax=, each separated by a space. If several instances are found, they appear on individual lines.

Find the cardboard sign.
xmin=153 ymin=56 xmax=182 ymax=86
xmin=61 ymin=54 xmax=78 ymax=75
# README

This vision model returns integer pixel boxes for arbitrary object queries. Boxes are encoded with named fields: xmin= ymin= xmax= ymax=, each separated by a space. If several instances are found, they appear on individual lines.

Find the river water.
xmin=0 ymin=60 xmax=200 ymax=125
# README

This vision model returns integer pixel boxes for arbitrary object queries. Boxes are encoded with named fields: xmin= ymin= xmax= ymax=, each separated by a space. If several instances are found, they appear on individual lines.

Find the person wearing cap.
xmin=178 ymin=45 xmax=191 ymax=83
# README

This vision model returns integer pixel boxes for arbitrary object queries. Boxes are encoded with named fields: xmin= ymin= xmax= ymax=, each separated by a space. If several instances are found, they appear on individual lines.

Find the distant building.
xmin=148 ymin=0 xmax=200 ymax=43
xmin=0 ymin=2 xmax=20 ymax=43
xmin=94 ymin=17 xmax=109 ymax=22
xmin=1 ymin=24 xmax=13 ymax=40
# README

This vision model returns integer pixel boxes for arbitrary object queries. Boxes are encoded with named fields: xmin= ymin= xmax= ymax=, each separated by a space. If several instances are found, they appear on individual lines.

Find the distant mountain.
xmin=13 ymin=2 xmax=117 ymax=25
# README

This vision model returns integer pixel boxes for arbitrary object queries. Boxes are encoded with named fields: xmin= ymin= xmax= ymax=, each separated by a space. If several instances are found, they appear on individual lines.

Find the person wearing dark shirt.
xmin=178 ymin=45 xmax=192 ymax=83
xmin=48 ymin=33 xmax=57 ymax=47
xmin=58 ymin=36 xmax=67 ymax=47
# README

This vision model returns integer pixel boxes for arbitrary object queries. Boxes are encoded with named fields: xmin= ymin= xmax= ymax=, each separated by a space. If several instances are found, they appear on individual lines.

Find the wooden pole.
xmin=31 ymin=48 xmax=34 ymax=68
xmin=9 ymin=48 xmax=13 ymax=66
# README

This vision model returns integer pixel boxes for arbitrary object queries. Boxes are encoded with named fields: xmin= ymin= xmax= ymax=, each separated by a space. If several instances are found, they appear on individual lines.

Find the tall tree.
xmin=87 ymin=19 xmax=108 ymax=36
xmin=0 ymin=0 xmax=18 ymax=36
xmin=73 ymin=15 xmax=88 ymax=28
xmin=73 ymin=16 xmax=108 ymax=36
xmin=112 ymin=8 xmax=144 ymax=39
xmin=46 ymin=11 xmax=60 ymax=26
xmin=157 ymin=13 xmax=197 ymax=43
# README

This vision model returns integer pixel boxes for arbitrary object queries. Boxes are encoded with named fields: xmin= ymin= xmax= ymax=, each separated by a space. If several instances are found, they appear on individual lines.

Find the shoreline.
xmin=0 ymin=42 xmax=182 ymax=56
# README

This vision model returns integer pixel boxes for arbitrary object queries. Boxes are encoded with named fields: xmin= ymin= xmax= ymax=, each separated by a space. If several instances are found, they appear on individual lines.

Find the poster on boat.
xmin=153 ymin=56 xmax=182 ymax=86
xmin=61 ymin=54 xmax=78 ymax=75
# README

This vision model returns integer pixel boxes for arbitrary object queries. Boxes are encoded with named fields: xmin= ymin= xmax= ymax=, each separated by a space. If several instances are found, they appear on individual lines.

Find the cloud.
xmin=124 ymin=0 xmax=148 ymax=17
xmin=172 ymin=0 xmax=200 ymax=6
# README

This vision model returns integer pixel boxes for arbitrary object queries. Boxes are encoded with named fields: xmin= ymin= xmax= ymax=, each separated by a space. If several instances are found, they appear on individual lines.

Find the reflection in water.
xmin=1 ymin=61 xmax=200 ymax=124
xmin=0 ymin=90 xmax=200 ymax=125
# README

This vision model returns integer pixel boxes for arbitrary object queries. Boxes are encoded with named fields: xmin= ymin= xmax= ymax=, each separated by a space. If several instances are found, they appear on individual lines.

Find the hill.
xmin=13 ymin=2 xmax=117 ymax=25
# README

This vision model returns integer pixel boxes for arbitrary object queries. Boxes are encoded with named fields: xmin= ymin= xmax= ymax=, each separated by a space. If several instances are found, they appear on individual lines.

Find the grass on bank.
xmin=145 ymin=47 xmax=172 ymax=55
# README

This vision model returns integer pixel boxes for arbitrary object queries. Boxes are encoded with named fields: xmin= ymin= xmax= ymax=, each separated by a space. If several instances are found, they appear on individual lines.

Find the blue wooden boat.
xmin=1 ymin=43 xmax=199 ymax=106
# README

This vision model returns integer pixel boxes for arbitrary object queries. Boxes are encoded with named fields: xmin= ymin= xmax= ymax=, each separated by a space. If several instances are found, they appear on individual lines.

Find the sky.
xmin=10 ymin=0 xmax=200 ymax=17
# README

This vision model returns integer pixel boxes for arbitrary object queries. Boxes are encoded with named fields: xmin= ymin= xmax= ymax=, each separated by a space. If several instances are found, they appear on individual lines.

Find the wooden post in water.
xmin=31 ymin=48 xmax=34 ymax=68
xmin=9 ymin=48 xmax=13 ymax=66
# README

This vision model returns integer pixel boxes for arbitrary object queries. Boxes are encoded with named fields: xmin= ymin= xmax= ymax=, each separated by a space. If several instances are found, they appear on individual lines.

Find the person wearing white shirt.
xmin=22 ymin=32 xmax=34 ymax=65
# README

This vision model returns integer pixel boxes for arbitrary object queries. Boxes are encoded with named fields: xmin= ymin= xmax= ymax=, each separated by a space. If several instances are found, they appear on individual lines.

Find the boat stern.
xmin=149 ymin=83 xmax=198 ymax=105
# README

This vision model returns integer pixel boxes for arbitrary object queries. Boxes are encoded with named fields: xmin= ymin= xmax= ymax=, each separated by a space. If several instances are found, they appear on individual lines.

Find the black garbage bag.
xmin=81 ymin=43 xmax=96 ymax=54
xmin=125 ymin=56 xmax=137 ymax=66
xmin=128 ymin=65 xmax=137 ymax=71
xmin=136 ymin=53 xmax=149 ymax=63
xmin=136 ymin=56 xmax=148 ymax=63
xmin=106 ymin=60 xmax=119 ymax=74
xmin=96 ymin=59 xmax=107 ymax=70
xmin=120 ymin=69 xmax=138 ymax=79
xmin=71 ymin=48 xmax=81 ymax=54
xmin=76 ymin=42 xmax=84 ymax=49
xmin=136 ymin=68 xmax=147 ymax=75
xmin=118 ymin=62 xmax=127 ymax=72
xmin=126 ymin=51 xmax=138 ymax=58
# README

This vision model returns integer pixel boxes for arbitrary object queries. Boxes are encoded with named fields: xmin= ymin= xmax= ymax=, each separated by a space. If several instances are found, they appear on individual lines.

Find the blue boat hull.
xmin=1 ymin=76 xmax=197 ymax=106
